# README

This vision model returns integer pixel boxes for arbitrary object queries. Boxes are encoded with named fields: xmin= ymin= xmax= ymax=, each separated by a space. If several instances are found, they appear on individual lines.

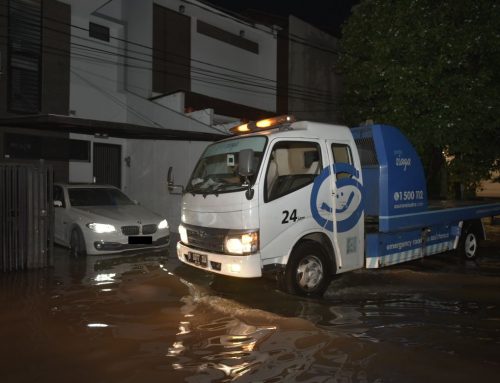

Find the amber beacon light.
xmin=230 ymin=115 xmax=296 ymax=134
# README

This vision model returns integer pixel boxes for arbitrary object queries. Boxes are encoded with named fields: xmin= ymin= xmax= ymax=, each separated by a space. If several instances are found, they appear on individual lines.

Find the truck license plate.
xmin=188 ymin=252 xmax=208 ymax=267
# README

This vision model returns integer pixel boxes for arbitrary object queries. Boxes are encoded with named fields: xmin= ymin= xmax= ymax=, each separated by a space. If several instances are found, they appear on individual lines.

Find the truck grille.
xmin=184 ymin=224 xmax=228 ymax=253
xmin=121 ymin=225 xmax=139 ymax=236
xmin=142 ymin=224 xmax=157 ymax=235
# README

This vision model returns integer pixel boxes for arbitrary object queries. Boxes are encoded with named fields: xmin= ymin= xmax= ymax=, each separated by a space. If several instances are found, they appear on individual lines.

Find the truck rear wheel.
xmin=458 ymin=230 xmax=479 ymax=260
xmin=283 ymin=241 xmax=331 ymax=297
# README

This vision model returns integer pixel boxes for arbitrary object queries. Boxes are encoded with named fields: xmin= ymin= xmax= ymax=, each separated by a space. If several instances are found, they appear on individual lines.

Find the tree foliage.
xmin=339 ymin=0 xmax=500 ymax=197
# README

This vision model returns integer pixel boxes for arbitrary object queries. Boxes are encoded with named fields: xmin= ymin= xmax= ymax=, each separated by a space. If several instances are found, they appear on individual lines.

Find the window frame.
xmin=331 ymin=143 xmax=354 ymax=180
xmin=264 ymin=140 xmax=322 ymax=203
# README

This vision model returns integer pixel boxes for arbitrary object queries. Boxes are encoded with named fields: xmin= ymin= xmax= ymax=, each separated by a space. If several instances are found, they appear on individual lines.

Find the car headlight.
xmin=225 ymin=230 xmax=259 ymax=255
xmin=86 ymin=223 xmax=116 ymax=233
xmin=158 ymin=219 xmax=169 ymax=230
xmin=179 ymin=224 xmax=188 ymax=244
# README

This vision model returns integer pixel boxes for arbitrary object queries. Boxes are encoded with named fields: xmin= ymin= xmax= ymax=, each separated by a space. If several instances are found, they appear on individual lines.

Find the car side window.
xmin=53 ymin=186 xmax=65 ymax=208
xmin=331 ymin=143 xmax=354 ymax=180
xmin=265 ymin=141 xmax=322 ymax=202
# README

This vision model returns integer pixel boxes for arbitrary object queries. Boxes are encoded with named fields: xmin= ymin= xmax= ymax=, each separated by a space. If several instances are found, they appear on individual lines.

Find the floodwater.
xmin=1 ymin=226 xmax=500 ymax=383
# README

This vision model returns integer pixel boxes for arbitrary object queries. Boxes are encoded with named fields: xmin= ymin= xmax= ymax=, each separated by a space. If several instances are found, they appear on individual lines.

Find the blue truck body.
xmin=352 ymin=124 xmax=500 ymax=268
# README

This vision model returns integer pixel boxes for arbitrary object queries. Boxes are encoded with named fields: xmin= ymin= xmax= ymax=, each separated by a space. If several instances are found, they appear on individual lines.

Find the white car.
xmin=53 ymin=184 xmax=170 ymax=256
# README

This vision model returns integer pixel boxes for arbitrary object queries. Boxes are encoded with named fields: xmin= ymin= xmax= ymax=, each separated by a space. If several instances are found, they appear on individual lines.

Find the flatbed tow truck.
xmin=169 ymin=116 xmax=500 ymax=296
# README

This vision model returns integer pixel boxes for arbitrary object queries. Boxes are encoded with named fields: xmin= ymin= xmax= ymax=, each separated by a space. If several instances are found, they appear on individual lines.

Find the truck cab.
xmin=175 ymin=116 xmax=365 ymax=295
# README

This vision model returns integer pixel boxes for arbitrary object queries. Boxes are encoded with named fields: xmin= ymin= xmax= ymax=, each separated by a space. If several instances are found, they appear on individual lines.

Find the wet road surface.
xmin=1 ymin=225 xmax=500 ymax=382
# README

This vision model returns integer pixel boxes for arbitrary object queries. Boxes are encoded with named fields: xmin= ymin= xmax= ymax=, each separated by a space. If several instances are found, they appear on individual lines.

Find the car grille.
xmin=121 ymin=224 xmax=158 ymax=236
xmin=142 ymin=224 xmax=157 ymax=235
xmin=121 ymin=225 xmax=139 ymax=236
xmin=184 ymin=224 xmax=228 ymax=253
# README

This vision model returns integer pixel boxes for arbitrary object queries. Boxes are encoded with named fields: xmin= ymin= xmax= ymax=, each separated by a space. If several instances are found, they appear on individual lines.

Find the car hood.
xmin=73 ymin=205 xmax=163 ymax=225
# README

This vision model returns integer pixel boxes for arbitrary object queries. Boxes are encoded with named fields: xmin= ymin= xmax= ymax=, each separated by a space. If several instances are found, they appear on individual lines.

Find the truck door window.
xmin=265 ymin=141 xmax=321 ymax=202
xmin=331 ymin=143 xmax=353 ymax=180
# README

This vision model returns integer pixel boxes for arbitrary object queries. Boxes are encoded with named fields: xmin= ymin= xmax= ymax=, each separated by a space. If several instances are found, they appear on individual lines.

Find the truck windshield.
xmin=187 ymin=136 xmax=267 ymax=194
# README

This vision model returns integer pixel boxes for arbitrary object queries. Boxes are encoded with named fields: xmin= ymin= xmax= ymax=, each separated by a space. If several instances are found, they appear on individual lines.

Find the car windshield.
xmin=68 ymin=188 xmax=134 ymax=207
xmin=187 ymin=136 xmax=267 ymax=194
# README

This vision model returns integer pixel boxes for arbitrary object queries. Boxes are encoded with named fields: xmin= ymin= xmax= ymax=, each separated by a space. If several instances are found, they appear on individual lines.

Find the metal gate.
xmin=93 ymin=142 xmax=121 ymax=188
xmin=0 ymin=162 xmax=54 ymax=271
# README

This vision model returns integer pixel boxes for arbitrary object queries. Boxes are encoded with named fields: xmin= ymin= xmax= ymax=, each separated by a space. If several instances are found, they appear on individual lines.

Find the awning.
xmin=0 ymin=114 xmax=228 ymax=141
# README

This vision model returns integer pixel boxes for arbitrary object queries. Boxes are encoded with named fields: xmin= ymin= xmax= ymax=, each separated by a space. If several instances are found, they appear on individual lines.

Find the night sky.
xmin=204 ymin=0 xmax=360 ymax=37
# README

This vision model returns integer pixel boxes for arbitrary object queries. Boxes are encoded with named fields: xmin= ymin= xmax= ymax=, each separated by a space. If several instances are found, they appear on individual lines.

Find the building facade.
xmin=0 ymin=0 xmax=341 ymax=231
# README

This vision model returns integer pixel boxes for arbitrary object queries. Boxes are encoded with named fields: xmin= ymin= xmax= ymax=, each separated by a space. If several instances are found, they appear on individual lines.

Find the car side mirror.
xmin=238 ymin=149 xmax=255 ymax=200
xmin=53 ymin=200 xmax=63 ymax=208
xmin=167 ymin=166 xmax=184 ymax=195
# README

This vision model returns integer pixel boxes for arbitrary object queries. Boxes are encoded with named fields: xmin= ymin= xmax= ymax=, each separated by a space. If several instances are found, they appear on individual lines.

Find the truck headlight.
xmin=225 ymin=230 xmax=259 ymax=255
xmin=158 ymin=219 xmax=169 ymax=230
xmin=179 ymin=224 xmax=188 ymax=244
xmin=87 ymin=223 xmax=116 ymax=233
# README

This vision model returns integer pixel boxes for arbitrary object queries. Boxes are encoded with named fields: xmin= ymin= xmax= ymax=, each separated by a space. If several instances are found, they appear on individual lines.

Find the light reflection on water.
xmin=1 ymin=239 xmax=500 ymax=382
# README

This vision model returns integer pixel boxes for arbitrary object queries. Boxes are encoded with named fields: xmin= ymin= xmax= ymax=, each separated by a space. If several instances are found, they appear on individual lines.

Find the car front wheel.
xmin=70 ymin=228 xmax=87 ymax=257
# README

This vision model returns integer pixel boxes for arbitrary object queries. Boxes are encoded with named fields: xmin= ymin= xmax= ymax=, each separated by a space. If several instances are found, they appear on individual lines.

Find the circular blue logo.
xmin=310 ymin=164 xmax=364 ymax=233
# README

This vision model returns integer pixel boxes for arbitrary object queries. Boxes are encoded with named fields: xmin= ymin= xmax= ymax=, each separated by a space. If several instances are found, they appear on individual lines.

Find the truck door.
xmin=326 ymin=140 xmax=365 ymax=271
xmin=259 ymin=139 xmax=323 ymax=264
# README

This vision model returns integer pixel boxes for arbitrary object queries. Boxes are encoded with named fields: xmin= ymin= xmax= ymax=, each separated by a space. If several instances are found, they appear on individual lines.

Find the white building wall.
xmin=69 ymin=4 xmax=128 ymax=122
xmin=146 ymin=0 xmax=278 ymax=112
xmin=126 ymin=140 xmax=210 ymax=232
xmin=62 ymin=0 xmax=280 ymax=232
xmin=122 ymin=0 xmax=153 ymax=98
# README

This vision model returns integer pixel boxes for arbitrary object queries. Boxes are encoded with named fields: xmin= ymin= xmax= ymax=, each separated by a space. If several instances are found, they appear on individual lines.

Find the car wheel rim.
xmin=464 ymin=233 xmax=477 ymax=258
xmin=296 ymin=255 xmax=323 ymax=291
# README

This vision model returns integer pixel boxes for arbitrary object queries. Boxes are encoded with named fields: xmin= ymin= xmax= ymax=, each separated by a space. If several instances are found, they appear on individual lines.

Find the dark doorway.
xmin=93 ymin=143 xmax=121 ymax=188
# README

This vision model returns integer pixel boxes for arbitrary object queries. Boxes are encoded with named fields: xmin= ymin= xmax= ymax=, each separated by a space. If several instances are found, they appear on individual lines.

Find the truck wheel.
xmin=458 ymin=230 xmax=479 ymax=260
xmin=284 ymin=241 xmax=331 ymax=297
xmin=70 ymin=228 xmax=87 ymax=257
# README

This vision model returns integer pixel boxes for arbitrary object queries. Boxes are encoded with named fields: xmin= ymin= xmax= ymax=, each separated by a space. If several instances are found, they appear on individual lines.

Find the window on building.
xmin=265 ymin=141 xmax=321 ymax=202
xmin=4 ymin=133 xmax=90 ymax=161
xmin=89 ymin=22 xmax=110 ymax=42
xmin=8 ymin=0 xmax=42 ymax=113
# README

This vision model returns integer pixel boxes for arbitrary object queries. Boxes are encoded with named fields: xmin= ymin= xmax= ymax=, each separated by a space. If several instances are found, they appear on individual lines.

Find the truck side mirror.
xmin=167 ymin=166 xmax=184 ymax=195
xmin=238 ymin=149 xmax=255 ymax=200
xmin=238 ymin=149 xmax=255 ymax=177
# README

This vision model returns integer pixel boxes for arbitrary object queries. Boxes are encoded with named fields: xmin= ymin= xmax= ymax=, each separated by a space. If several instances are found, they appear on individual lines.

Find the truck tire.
xmin=283 ymin=241 xmax=331 ymax=297
xmin=70 ymin=227 xmax=87 ymax=257
xmin=458 ymin=230 xmax=479 ymax=260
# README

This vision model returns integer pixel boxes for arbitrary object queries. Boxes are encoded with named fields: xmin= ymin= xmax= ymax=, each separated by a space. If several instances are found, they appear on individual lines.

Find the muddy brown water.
xmin=1 ymin=225 xmax=500 ymax=383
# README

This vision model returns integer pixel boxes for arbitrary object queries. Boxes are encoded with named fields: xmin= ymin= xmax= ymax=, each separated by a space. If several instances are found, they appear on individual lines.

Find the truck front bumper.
xmin=176 ymin=242 xmax=262 ymax=278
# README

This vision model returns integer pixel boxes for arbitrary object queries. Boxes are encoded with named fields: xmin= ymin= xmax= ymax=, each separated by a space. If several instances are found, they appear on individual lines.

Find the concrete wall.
xmin=122 ymin=0 xmax=153 ymax=98
xmin=288 ymin=16 xmax=341 ymax=123
xmin=125 ymin=139 xmax=210 ymax=232
xmin=69 ymin=2 xmax=128 ymax=122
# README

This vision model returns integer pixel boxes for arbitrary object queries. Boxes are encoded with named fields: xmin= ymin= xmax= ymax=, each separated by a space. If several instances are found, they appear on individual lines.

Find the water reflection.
xmin=1 ymin=237 xmax=499 ymax=382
